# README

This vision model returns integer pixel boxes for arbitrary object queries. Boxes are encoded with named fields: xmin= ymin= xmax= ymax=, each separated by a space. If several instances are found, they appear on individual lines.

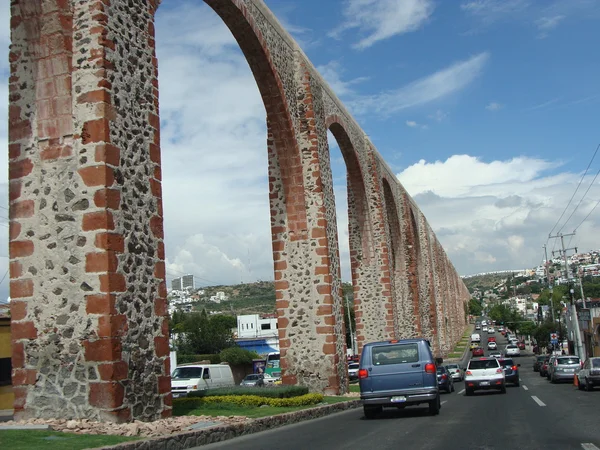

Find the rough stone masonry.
xmin=8 ymin=0 xmax=471 ymax=422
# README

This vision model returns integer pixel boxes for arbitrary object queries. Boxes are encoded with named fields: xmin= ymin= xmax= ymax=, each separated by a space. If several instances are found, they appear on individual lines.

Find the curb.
xmin=98 ymin=400 xmax=361 ymax=450
xmin=445 ymin=324 xmax=474 ymax=364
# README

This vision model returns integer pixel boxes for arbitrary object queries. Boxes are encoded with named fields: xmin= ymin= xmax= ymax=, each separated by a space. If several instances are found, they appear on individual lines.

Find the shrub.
xmin=176 ymin=354 xmax=221 ymax=365
xmin=174 ymin=393 xmax=324 ymax=409
xmin=219 ymin=347 xmax=259 ymax=365
xmin=188 ymin=385 xmax=309 ymax=399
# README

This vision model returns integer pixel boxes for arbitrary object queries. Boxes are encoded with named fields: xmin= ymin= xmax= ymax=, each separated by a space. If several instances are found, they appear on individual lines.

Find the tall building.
xmin=171 ymin=274 xmax=194 ymax=291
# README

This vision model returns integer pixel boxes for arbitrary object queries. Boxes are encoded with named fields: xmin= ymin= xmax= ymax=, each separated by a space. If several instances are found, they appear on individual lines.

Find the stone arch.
xmin=8 ymin=0 xmax=312 ymax=422
xmin=403 ymin=195 xmax=422 ymax=336
xmin=382 ymin=178 xmax=412 ymax=338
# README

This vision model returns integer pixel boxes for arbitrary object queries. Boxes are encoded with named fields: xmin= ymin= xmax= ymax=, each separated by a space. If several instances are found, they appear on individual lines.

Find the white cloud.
xmin=485 ymin=102 xmax=503 ymax=111
xmin=316 ymin=61 xmax=369 ymax=97
xmin=397 ymin=155 xmax=600 ymax=275
xmin=331 ymin=0 xmax=435 ymax=49
xmin=535 ymin=15 xmax=565 ymax=31
xmin=428 ymin=109 xmax=448 ymax=122
xmin=350 ymin=53 xmax=490 ymax=116
xmin=405 ymin=120 xmax=427 ymax=129
xmin=461 ymin=0 xmax=531 ymax=24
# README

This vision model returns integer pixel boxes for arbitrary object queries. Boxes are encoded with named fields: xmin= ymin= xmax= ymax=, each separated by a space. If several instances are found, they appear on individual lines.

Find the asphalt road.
xmin=194 ymin=331 xmax=600 ymax=450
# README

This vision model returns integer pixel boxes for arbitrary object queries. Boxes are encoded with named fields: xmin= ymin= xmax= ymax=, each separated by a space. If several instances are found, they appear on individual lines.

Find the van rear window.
xmin=372 ymin=343 xmax=419 ymax=365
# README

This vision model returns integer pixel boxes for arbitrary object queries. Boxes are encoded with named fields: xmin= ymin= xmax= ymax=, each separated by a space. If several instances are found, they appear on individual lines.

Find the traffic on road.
xmin=198 ymin=318 xmax=600 ymax=450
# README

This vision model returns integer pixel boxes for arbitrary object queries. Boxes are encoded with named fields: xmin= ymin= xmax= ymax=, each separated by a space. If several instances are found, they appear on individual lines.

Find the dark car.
xmin=498 ymin=358 xmax=520 ymax=386
xmin=533 ymin=355 xmax=547 ymax=372
xmin=437 ymin=366 xmax=455 ymax=393
xmin=472 ymin=346 xmax=485 ymax=357
xmin=240 ymin=373 xmax=265 ymax=387
xmin=359 ymin=338 xmax=441 ymax=419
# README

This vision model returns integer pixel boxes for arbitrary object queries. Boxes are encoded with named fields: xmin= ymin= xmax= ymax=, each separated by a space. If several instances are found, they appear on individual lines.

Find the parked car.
xmin=540 ymin=356 xmax=553 ymax=377
xmin=358 ymin=338 xmax=441 ymax=419
xmin=544 ymin=355 xmax=558 ymax=379
xmin=472 ymin=346 xmax=485 ymax=357
xmin=498 ymin=358 xmax=520 ymax=386
xmin=171 ymin=363 xmax=235 ymax=398
xmin=437 ymin=366 xmax=455 ymax=393
xmin=348 ymin=362 xmax=360 ymax=381
xmin=240 ymin=373 xmax=266 ymax=387
xmin=445 ymin=363 xmax=464 ymax=381
xmin=517 ymin=341 xmax=526 ymax=350
xmin=548 ymin=355 xmax=580 ymax=383
xmin=533 ymin=355 xmax=547 ymax=372
xmin=576 ymin=357 xmax=600 ymax=391
xmin=464 ymin=357 xmax=506 ymax=395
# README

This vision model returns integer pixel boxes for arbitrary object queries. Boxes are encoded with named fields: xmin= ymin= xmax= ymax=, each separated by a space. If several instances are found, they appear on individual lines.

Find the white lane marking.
xmin=522 ymin=385 xmax=529 ymax=391
xmin=581 ymin=444 xmax=600 ymax=450
xmin=531 ymin=395 xmax=546 ymax=407
xmin=457 ymin=389 xmax=465 ymax=395
xmin=441 ymin=401 xmax=447 ymax=405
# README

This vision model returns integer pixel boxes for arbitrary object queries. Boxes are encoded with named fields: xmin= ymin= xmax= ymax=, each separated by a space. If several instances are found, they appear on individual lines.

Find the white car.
xmin=487 ymin=341 xmax=498 ymax=350
xmin=487 ymin=327 xmax=495 ymax=334
xmin=489 ymin=352 xmax=502 ymax=359
xmin=348 ymin=363 xmax=360 ymax=380
xmin=482 ymin=326 xmax=488 ymax=333
xmin=464 ymin=357 xmax=506 ymax=395
xmin=505 ymin=344 xmax=520 ymax=357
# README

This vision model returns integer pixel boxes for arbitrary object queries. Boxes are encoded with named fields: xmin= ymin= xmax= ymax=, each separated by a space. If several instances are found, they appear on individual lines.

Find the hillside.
xmin=462 ymin=273 xmax=509 ymax=293
xmin=186 ymin=281 xmax=354 ymax=316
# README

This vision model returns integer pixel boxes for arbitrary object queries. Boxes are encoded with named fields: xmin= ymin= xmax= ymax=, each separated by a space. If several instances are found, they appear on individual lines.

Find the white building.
xmin=210 ymin=291 xmax=228 ymax=303
xmin=237 ymin=314 xmax=278 ymax=339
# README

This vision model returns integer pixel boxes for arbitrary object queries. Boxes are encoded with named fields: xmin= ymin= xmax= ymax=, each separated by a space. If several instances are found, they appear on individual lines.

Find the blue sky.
xmin=1 ymin=0 xmax=600 ymax=300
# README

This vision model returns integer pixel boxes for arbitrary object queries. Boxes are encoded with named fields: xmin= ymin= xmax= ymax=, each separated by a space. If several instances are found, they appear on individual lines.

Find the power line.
xmin=557 ymin=166 xmax=600 ymax=234
xmin=548 ymin=142 xmax=599 ymax=237
xmin=573 ymin=198 xmax=600 ymax=232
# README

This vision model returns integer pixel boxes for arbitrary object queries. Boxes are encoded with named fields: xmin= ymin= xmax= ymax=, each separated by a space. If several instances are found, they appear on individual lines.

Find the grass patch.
xmin=448 ymin=352 xmax=463 ymax=358
xmin=0 ymin=429 xmax=139 ymax=450
xmin=349 ymin=384 xmax=360 ymax=393
xmin=175 ymin=396 xmax=355 ymax=419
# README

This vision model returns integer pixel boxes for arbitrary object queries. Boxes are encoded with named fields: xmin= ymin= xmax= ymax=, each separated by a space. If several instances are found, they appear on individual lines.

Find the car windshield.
xmin=244 ymin=374 xmax=260 ymax=380
xmin=436 ymin=367 xmax=446 ymax=374
xmin=372 ymin=343 xmax=419 ymax=365
xmin=499 ymin=359 xmax=514 ymax=367
xmin=469 ymin=360 xmax=499 ymax=370
xmin=348 ymin=363 xmax=359 ymax=369
xmin=506 ymin=345 xmax=518 ymax=349
xmin=172 ymin=367 xmax=203 ymax=379
xmin=557 ymin=357 xmax=579 ymax=365
xmin=446 ymin=364 xmax=458 ymax=369
xmin=592 ymin=359 xmax=600 ymax=368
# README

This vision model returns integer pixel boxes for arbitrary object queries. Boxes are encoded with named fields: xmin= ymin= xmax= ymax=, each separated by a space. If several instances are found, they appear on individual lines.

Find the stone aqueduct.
xmin=8 ymin=0 xmax=470 ymax=422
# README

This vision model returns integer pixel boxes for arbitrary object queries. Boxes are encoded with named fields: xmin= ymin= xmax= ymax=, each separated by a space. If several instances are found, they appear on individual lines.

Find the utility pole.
xmin=543 ymin=244 xmax=555 ymax=323
xmin=579 ymin=270 xmax=588 ymax=309
xmin=549 ymin=232 xmax=583 ymax=359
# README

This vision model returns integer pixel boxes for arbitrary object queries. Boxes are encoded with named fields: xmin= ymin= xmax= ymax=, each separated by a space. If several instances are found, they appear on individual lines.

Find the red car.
xmin=517 ymin=342 xmax=526 ymax=350
xmin=487 ymin=336 xmax=497 ymax=343
xmin=472 ymin=347 xmax=485 ymax=357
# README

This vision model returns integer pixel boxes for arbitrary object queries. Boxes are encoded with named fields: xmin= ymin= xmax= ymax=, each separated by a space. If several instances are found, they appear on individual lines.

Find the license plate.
xmin=391 ymin=396 xmax=406 ymax=403
xmin=565 ymin=369 xmax=574 ymax=373
xmin=480 ymin=381 xmax=489 ymax=386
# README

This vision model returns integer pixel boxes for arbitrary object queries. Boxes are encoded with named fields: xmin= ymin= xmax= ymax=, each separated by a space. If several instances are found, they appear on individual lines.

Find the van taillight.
xmin=425 ymin=363 xmax=436 ymax=374
xmin=358 ymin=369 xmax=369 ymax=379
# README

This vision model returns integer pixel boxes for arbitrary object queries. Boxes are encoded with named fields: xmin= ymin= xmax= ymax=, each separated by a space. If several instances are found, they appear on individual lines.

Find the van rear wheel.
xmin=363 ymin=405 xmax=381 ymax=419
xmin=428 ymin=395 xmax=440 ymax=415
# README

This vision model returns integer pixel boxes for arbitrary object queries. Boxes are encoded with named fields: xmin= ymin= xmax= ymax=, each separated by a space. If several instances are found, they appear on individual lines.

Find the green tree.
xmin=175 ymin=310 xmax=235 ymax=354
xmin=468 ymin=298 xmax=483 ymax=316
xmin=219 ymin=347 xmax=259 ymax=365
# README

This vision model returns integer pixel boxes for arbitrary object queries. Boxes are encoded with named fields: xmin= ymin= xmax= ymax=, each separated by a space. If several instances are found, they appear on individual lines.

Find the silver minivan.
xmin=358 ymin=338 xmax=440 ymax=419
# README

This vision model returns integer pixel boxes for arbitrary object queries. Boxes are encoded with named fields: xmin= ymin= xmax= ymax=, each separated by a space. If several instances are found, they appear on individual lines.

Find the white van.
xmin=171 ymin=363 xmax=235 ymax=398
xmin=471 ymin=333 xmax=481 ymax=343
